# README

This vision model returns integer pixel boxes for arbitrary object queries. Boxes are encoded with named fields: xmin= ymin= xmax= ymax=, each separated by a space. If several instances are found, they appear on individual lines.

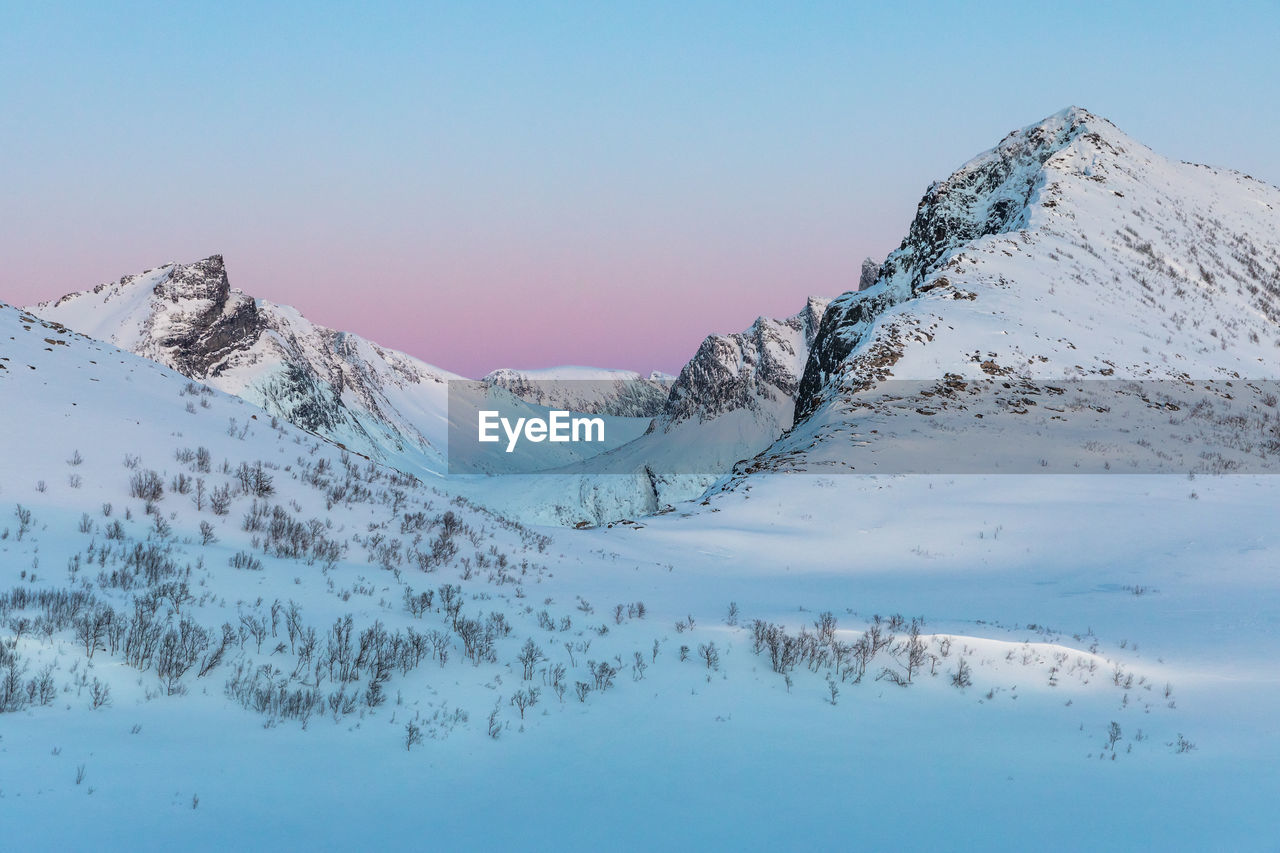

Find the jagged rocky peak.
xmin=151 ymin=257 xmax=261 ymax=378
xmin=880 ymin=106 xmax=1105 ymax=292
xmin=31 ymin=255 xmax=461 ymax=477
xmin=858 ymin=257 xmax=880 ymax=291
xmin=154 ymin=254 xmax=231 ymax=303
xmin=794 ymin=295 xmax=828 ymax=344
xmin=38 ymin=254 xmax=263 ymax=379
xmin=657 ymin=295 xmax=830 ymax=429
xmin=796 ymin=106 xmax=1130 ymax=418
xmin=789 ymin=104 xmax=1280 ymax=432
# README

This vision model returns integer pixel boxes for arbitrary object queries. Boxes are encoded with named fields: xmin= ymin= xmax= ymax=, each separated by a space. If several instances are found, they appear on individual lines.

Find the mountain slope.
xmin=462 ymin=296 xmax=831 ymax=525
xmin=657 ymin=295 xmax=828 ymax=430
xmin=482 ymin=366 xmax=672 ymax=416
xmin=31 ymin=256 xmax=460 ymax=477
xmin=753 ymin=106 xmax=1280 ymax=474
xmin=4 ymin=294 xmax=1279 ymax=851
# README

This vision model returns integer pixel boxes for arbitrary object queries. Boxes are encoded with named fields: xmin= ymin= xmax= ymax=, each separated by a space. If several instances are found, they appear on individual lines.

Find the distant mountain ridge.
xmin=461 ymin=295 xmax=835 ymax=526
xmin=33 ymin=255 xmax=460 ymax=476
xmin=32 ymin=106 xmax=1273 ymax=520
xmin=32 ymin=254 xmax=832 ymax=503
xmin=482 ymin=367 xmax=672 ymax=416
xmin=656 ymin=295 xmax=828 ymax=431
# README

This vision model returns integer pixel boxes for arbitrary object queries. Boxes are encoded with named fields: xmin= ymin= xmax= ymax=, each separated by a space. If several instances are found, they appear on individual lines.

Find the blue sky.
xmin=2 ymin=0 xmax=1277 ymax=375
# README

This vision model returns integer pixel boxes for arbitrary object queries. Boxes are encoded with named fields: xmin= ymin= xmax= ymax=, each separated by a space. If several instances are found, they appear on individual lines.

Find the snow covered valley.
xmin=2 ymin=302 xmax=1278 ymax=850
xmin=5 ymin=106 xmax=1280 ymax=850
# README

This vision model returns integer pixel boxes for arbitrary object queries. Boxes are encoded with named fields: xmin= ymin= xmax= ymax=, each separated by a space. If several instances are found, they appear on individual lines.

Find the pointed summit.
xmin=790 ymin=105 xmax=1280 ymax=429
xmin=154 ymin=254 xmax=230 ymax=303
xmin=30 ymin=255 xmax=461 ymax=477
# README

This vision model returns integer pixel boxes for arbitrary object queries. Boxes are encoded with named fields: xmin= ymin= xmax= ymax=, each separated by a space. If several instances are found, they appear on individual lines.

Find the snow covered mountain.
xmin=746 ymin=106 xmax=1280 ymax=475
xmin=29 ymin=106 xmax=1280 ymax=511
xmin=657 ymin=295 xmax=828 ymax=430
xmin=605 ymin=295 xmax=833 ymax=507
xmin=31 ymin=255 xmax=832 ymax=525
xmin=464 ymin=296 xmax=832 ymax=525
xmin=482 ymin=366 xmax=672 ymax=416
xmin=9 ymin=107 xmax=1280 ymax=850
xmin=31 ymin=255 xmax=461 ymax=477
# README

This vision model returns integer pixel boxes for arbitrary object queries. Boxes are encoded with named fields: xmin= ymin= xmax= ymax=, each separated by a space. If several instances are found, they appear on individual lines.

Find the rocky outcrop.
xmin=858 ymin=257 xmax=880 ymax=291
xmin=795 ymin=107 xmax=1097 ymax=421
xmin=32 ymin=256 xmax=459 ymax=475
xmin=146 ymin=255 xmax=263 ymax=377
xmin=657 ymin=295 xmax=828 ymax=430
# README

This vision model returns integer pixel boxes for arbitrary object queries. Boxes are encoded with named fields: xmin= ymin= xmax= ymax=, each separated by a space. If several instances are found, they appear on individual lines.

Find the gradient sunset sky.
xmin=3 ymin=1 xmax=1278 ymax=377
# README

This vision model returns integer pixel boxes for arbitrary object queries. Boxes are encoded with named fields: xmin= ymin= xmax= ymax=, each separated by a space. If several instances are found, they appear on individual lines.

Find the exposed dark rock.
xmin=858 ymin=257 xmax=880 ymax=291
xmin=657 ymin=296 xmax=828 ymax=430
xmin=795 ymin=108 xmax=1096 ymax=422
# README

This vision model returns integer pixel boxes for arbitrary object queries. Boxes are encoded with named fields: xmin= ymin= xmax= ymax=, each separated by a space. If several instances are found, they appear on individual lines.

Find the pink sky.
xmin=6 ymin=6 xmax=1274 ymax=376
xmin=6 ymin=220 xmax=898 ymax=378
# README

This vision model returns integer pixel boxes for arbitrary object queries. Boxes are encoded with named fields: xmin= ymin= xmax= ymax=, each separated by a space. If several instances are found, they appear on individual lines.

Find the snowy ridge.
xmin=32 ymin=256 xmax=461 ymax=477
xmin=463 ymin=296 xmax=833 ymax=526
xmin=762 ymin=106 xmax=1280 ymax=473
xmin=482 ymin=366 xmax=672 ymax=416
xmin=659 ymin=295 xmax=828 ymax=430
xmin=29 ymin=258 xmax=830 ymax=525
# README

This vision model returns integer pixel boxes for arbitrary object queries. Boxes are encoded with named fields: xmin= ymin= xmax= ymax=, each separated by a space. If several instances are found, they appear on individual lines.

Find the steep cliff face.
xmin=150 ymin=254 xmax=257 ymax=362
xmin=32 ymin=256 xmax=459 ymax=476
xmin=857 ymin=257 xmax=880 ymax=291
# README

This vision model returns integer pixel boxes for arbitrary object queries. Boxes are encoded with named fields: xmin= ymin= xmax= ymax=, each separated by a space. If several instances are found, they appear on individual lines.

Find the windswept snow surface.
xmin=6 ymin=106 xmax=1280 ymax=851
xmin=2 ymin=299 xmax=1279 ymax=850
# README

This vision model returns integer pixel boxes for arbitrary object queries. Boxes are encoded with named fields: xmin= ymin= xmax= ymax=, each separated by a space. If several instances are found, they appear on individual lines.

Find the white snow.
xmin=5 ymin=107 xmax=1280 ymax=851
